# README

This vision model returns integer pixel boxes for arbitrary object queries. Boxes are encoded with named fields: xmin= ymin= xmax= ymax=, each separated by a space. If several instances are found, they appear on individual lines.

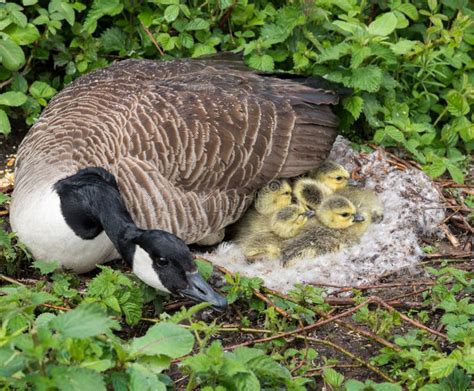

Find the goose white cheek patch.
xmin=133 ymin=246 xmax=170 ymax=293
xmin=202 ymin=136 xmax=446 ymax=293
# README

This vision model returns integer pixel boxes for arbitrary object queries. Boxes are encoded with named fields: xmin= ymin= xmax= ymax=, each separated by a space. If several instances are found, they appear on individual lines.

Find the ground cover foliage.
xmin=0 ymin=0 xmax=472 ymax=181
xmin=0 ymin=0 xmax=473 ymax=389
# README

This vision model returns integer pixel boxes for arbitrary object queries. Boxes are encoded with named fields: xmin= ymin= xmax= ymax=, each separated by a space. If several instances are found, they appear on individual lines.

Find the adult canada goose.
xmin=10 ymin=55 xmax=341 ymax=308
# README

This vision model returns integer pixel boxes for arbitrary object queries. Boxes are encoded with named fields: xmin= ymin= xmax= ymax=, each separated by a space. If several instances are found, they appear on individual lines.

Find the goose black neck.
xmin=54 ymin=167 xmax=140 ymax=263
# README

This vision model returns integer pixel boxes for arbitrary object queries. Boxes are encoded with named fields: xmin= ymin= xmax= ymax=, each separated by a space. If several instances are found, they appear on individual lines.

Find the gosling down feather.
xmin=11 ymin=56 xmax=341 ymax=306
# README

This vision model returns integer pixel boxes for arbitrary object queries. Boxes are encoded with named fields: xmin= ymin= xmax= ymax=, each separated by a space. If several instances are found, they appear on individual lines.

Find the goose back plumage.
xmin=13 ymin=57 xmax=340 ymax=244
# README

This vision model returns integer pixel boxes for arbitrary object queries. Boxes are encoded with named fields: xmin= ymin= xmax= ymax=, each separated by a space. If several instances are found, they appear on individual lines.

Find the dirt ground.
xmin=0 ymin=126 xmax=472 ymax=388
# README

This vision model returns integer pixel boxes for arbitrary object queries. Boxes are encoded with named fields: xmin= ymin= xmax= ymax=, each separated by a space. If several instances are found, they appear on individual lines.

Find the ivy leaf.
xmin=343 ymin=96 xmax=364 ymax=120
xmin=0 ymin=91 xmax=28 ymax=107
xmin=51 ymin=302 xmax=120 ymax=338
xmin=164 ymin=5 xmax=179 ymax=23
xmin=368 ymin=12 xmax=398 ymax=36
xmin=247 ymin=54 xmax=274 ymax=71
xmin=0 ymin=109 xmax=11 ymax=135
xmin=350 ymin=65 xmax=382 ymax=92
xmin=446 ymin=91 xmax=469 ymax=117
xmin=0 ymin=38 xmax=25 ymax=71
xmin=129 ymin=323 xmax=194 ymax=358
xmin=429 ymin=358 xmax=458 ymax=379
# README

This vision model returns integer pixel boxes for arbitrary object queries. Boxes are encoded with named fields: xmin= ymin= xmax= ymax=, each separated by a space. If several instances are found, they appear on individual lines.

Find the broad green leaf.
xmin=0 ymin=91 xmax=27 ymax=107
xmin=192 ymin=44 xmax=216 ymax=58
xmin=185 ymin=18 xmax=209 ymax=31
xmin=389 ymin=39 xmax=418 ymax=55
xmin=100 ymin=27 xmax=126 ymax=53
xmin=129 ymin=322 xmax=194 ymax=358
xmin=33 ymin=260 xmax=59 ymax=275
xmin=373 ymin=384 xmax=403 ymax=391
xmin=51 ymin=302 xmax=119 ymax=338
xmin=293 ymin=52 xmax=309 ymax=69
xmin=0 ymin=109 xmax=11 ymax=135
xmin=4 ymin=23 xmax=40 ymax=45
xmin=0 ymin=38 xmax=25 ymax=71
xmin=195 ymin=258 xmax=213 ymax=281
xmin=10 ymin=10 xmax=28 ymax=28
xmin=178 ymin=33 xmax=193 ymax=49
xmin=318 ymin=43 xmax=351 ymax=63
xmin=396 ymin=3 xmax=419 ymax=20
xmin=80 ymin=359 xmax=114 ymax=373
xmin=446 ymin=163 xmax=464 ymax=184
xmin=49 ymin=366 xmax=106 ymax=391
xmin=343 ymin=96 xmax=364 ymax=120
xmin=333 ymin=20 xmax=361 ymax=34
xmin=350 ymin=65 xmax=382 ymax=92
xmin=49 ymin=0 xmax=75 ymax=26
xmin=350 ymin=46 xmax=371 ymax=68
xmin=323 ymin=367 xmax=344 ymax=387
xmin=23 ymin=0 xmax=38 ymax=4
xmin=261 ymin=24 xmax=288 ymax=45
xmin=164 ymin=5 xmax=179 ymax=22
xmin=128 ymin=365 xmax=166 ymax=391
xmin=385 ymin=125 xmax=406 ymax=143
xmin=446 ymin=91 xmax=469 ymax=117
xmin=368 ymin=12 xmax=398 ymax=36
xmin=29 ymin=81 xmax=57 ymax=99
xmin=424 ymin=159 xmax=447 ymax=178
xmin=82 ymin=0 xmax=123 ymax=34
xmin=247 ymin=54 xmax=274 ymax=71
xmin=344 ymin=379 xmax=365 ymax=391
xmin=429 ymin=358 xmax=457 ymax=379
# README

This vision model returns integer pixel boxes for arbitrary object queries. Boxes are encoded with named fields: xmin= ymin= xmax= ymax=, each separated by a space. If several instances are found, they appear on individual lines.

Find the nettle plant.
xmin=0 ymin=0 xmax=472 ymax=181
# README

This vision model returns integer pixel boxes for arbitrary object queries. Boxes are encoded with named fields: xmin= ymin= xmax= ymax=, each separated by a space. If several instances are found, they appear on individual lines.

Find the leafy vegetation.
xmin=0 ymin=0 xmax=472 ymax=182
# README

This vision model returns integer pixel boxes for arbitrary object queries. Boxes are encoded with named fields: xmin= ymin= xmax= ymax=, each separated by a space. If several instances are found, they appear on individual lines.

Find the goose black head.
xmin=131 ymin=230 xmax=227 ymax=310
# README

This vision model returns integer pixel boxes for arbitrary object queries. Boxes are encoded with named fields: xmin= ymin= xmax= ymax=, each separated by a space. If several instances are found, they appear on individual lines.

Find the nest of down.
xmin=202 ymin=136 xmax=446 ymax=293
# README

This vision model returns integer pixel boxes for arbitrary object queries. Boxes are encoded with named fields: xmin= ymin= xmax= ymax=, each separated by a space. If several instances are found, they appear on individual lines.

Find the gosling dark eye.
xmin=157 ymin=257 xmax=170 ymax=267
xmin=341 ymin=213 xmax=350 ymax=218
xmin=336 ymin=176 xmax=343 ymax=181
xmin=283 ymin=191 xmax=291 ymax=195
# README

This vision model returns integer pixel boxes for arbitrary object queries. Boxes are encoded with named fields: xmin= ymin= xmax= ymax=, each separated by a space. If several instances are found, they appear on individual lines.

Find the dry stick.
xmin=140 ymin=21 xmax=165 ymax=56
xmin=252 ymin=288 xmax=290 ymax=318
xmin=310 ymin=281 xmax=436 ymax=291
xmin=371 ymin=297 xmax=447 ymax=340
xmin=441 ymin=223 xmax=461 ymax=248
xmin=423 ymin=252 xmax=473 ymax=260
xmin=0 ymin=274 xmax=24 ymax=286
xmin=298 ymin=336 xmax=395 ymax=383
xmin=388 ymin=288 xmax=430 ymax=303
xmin=225 ymin=298 xmax=373 ymax=350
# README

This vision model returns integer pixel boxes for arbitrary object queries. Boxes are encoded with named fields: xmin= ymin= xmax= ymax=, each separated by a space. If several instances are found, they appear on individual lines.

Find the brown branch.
xmin=299 ymin=336 xmax=396 ymax=383
xmin=140 ymin=21 xmax=165 ymax=56
xmin=0 ymin=274 xmax=24 ymax=286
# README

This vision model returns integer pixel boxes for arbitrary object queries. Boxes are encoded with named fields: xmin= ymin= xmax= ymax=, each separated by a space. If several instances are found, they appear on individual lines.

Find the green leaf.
xmin=343 ymin=96 xmax=364 ymax=120
xmin=350 ymin=66 xmax=382 ymax=92
xmin=389 ymin=39 xmax=418 ymax=55
xmin=49 ymin=366 xmax=106 ymax=391
xmin=318 ymin=42 xmax=351 ymax=63
xmin=247 ymin=54 xmax=274 ymax=71
xmin=100 ymin=27 xmax=126 ymax=53
xmin=0 ymin=38 xmax=25 ymax=71
xmin=429 ymin=358 xmax=457 ymax=379
xmin=446 ymin=163 xmax=464 ymax=184
xmin=396 ymin=3 xmax=419 ymax=20
xmin=164 ymin=5 xmax=179 ymax=22
xmin=129 ymin=323 xmax=194 ymax=358
xmin=51 ymin=302 xmax=119 ymax=338
xmin=344 ymin=379 xmax=365 ymax=391
xmin=368 ymin=12 xmax=398 ymax=36
xmin=23 ymin=0 xmax=38 ymax=5
xmin=128 ymin=365 xmax=166 ymax=391
xmin=178 ymin=33 xmax=193 ymax=49
xmin=350 ymin=46 xmax=371 ymax=68
xmin=0 ymin=91 xmax=27 ymax=107
xmin=33 ymin=260 xmax=59 ymax=275
xmin=82 ymin=0 xmax=123 ymax=35
xmin=29 ymin=81 xmax=57 ymax=99
xmin=185 ymin=18 xmax=209 ymax=31
xmin=323 ymin=367 xmax=344 ymax=387
xmin=192 ymin=44 xmax=216 ymax=58
xmin=446 ymin=91 xmax=469 ymax=117
xmin=0 ymin=109 xmax=11 ymax=135
xmin=385 ymin=126 xmax=406 ymax=143
xmin=49 ymin=0 xmax=75 ymax=26
xmin=4 ymin=23 xmax=40 ymax=45
xmin=10 ymin=10 xmax=28 ymax=28
xmin=195 ymin=258 xmax=213 ymax=281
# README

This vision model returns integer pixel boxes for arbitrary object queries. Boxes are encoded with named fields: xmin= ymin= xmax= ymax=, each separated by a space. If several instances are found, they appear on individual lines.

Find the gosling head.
xmin=129 ymin=229 xmax=227 ymax=310
xmin=254 ymin=179 xmax=293 ymax=215
xmin=292 ymin=178 xmax=332 ymax=210
xmin=316 ymin=196 xmax=365 ymax=229
xmin=307 ymin=160 xmax=355 ymax=191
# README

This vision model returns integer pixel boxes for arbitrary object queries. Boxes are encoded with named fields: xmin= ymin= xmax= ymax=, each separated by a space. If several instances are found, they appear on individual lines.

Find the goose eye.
xmin=336 ymin=176 xmax=343 ymax=181
xmin=157 ymin=257 xmax=169 ymax=266
xmin=341 ymin=213 xmax=350 ymax=218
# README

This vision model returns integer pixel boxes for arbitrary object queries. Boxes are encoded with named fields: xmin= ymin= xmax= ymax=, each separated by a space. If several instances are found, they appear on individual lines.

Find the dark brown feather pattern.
xmin=14 ymin=58 xmax=339 ymax=243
